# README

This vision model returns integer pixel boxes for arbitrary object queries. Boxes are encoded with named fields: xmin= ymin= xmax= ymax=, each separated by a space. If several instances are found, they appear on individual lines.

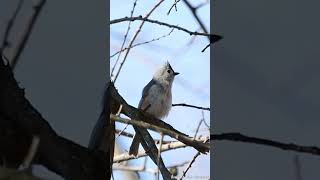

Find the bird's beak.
xmin=174 ymin=72 xmax=180 ymax=76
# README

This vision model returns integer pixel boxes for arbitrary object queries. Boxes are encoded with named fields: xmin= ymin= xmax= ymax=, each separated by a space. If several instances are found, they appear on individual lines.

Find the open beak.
xmin=174 ymin=72 xmax=180 ymax=76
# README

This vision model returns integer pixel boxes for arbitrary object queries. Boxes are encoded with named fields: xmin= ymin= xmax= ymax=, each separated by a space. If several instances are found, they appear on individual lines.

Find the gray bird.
xmin=129 ymin=61 xmax=179 ymax=156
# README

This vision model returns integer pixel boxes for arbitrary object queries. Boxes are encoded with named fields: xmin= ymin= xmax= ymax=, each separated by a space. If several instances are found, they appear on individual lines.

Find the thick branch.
xmin=0 ymin=57 xmax=110 ymax=179
xmin=212 ymin=133 xmax=320 ymax=155
xmin=111 ymin=115 xmax=209 ymax=152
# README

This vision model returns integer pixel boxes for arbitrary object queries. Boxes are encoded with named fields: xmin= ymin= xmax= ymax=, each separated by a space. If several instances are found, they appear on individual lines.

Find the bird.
xmin=129 ymin=61 xmax=179 ymax=156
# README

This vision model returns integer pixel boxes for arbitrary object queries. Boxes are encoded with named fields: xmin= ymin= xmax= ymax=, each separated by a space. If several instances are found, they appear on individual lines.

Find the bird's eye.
xmin=167 ymin=69 xmax=171 ymax=73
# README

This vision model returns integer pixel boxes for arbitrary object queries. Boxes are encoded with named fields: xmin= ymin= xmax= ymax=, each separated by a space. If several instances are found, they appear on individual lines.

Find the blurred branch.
xmin=10 ymin=0 xmax=46 ymax=69
xmin=293 ymin=155 xmax=303 ymax=180
xmin=211 ymin=133 xmax=320 ymax=156
xmin=18 ymin=136 xmax=40 ymax=171
xmin=113 ymin=141 xmax=188 ymax=163
xmin=113 ymin=0 xmax=165 ymax=82
xmin=0 ymin=0 xmax=24 ymax=54
xmin=182 ymin=0 xmax=208 ymax=35
xmin=110 ymin=0 xmax=138 ymax=79
xmin=110 ymin=28 xmax=174 ymax=58
xmin=115 ymin=129 xmax=175 ymax=144
xmin=172 ymin=103 xmax=210 ymax=111
xmin=181 ymin=0 xmax=222 ymax=52
xmin=111 ymin=114 xmax=210 ymax=153
xmin=194 ymin=111 xmax=209 ymax=138
xmin=113 ymin=161 xmax=188 ymax=174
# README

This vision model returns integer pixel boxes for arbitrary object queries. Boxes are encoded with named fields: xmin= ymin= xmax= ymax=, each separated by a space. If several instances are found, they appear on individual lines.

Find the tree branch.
xmin=10 ymin=0 xmax=46 ymax=69
xmin=110 ymin=16 xmax=219 ymax=39
xmin=113 ymin=0 xmax=165 ymax=82
xmin=0 ymin=0 xmax=24 ymax=53
xmin=172 ymin=103 xmax=210 ymax=111
xmin=211 ymin=133 xmax=320 ymax=155
xmin=111 ymin=114 xmax=210 ymax=153
xmin=113 ymin=141 xmax=188 ymax=163
xmin=0 ymin=55 xmax=110 ymax=179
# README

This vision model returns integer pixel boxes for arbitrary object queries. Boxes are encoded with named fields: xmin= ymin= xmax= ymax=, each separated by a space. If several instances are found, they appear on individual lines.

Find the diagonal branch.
xmin=0 ymin=0 xmax=24 ymax=54
xmin=113 ymin=0 xmax=165 ymax=82
xmin=111 ymin=115 xmax=210 ymax=153
xmin=10 ymin=0 xmax=46 ymax=69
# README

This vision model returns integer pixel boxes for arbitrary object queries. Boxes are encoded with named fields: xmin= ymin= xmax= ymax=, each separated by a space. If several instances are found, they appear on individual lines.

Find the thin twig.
xmin=179 ymin=152 xmax=201 ymax=180
xmin=110 ymin=16 xmax=215 ymax=38
xmin=113 ymin=0 xmax=165 ymax=82
xmin=11 ymin=0 xmax=47 ymax=69
xmin=110 ymin=0 xmax=138 ymax=79
xmin=293 ymin=155 xmax=303 ymax=180
xmin=211 ymin=133 xmax=320 ymax=156
xmin=110 ymin=28 xmax=174 ymax=58
xmin=167 ymin=0 xmax=181 ymax=15
xmin=179 ymin=139 xmax=209 ymax=180
xmin=0 ymin=0 xmax=24 ymax=54
xmin=172 ymin=103 xmax=210 ymax=111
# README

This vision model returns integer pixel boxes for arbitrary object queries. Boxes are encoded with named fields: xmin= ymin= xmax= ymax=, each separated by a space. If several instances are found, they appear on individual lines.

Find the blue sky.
xmin=110 ymin=1 xmax=210 ymax=179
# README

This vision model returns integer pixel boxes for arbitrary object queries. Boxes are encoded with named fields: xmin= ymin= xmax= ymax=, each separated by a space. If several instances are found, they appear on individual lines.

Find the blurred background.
xmin=110 ymin=0 xmax=210 ymax=179
xmin=213 ymin=0 xmax=320 ymax=179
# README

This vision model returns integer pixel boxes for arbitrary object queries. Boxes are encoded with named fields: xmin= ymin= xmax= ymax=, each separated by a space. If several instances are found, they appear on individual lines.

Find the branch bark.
xmin=0 ymin=58 xmax=110 ymax=179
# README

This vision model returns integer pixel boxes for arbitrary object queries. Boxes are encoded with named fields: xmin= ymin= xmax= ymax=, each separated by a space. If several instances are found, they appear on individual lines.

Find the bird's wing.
xmin=138 ymin=79 xmax=157 ymax=110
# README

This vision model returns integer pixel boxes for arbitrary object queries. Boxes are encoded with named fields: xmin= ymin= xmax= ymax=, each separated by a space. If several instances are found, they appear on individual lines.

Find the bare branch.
xmin=110 ymin=16 xmax=216 ymax=38
xmin=179 ymin=139 xmax=208 ymax=180
xmin=111 ymin=114 xmax=210 ymax=152
xmin=172 ymin=103 xmax=210 ymax=111
xmin=0 ymin=0 xmax=24 ymax=54
xmin=212 ymin=133 xmax=320 ymax=156
xmin=110 ymin=0 xmax=138 ymax=79
xmin=181 ymin=0 xmax=223 ymax=51
xmin=110 ymin=28 xmax=174 ymax=58
xmin=113 ymin=141 xmax=188 ymax=163
xmin=11 ymin=0 xmax=47 ymax=69
xmin=113 ymin=0 xmax=165 ymax=82
xmin=179 ymin=152 xmax=200 ymax=180
xmin=167 ymin=0 xmax=181 ymax=15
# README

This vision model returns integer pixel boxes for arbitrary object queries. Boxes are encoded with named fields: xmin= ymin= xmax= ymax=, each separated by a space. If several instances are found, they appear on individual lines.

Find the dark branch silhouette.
xmin=212 ymin=133 xmax=320 ymax=155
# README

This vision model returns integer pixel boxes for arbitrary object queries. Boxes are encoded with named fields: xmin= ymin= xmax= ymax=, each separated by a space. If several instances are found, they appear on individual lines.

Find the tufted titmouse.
xmin=129 ymin=61 xmax=179 ymax=156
